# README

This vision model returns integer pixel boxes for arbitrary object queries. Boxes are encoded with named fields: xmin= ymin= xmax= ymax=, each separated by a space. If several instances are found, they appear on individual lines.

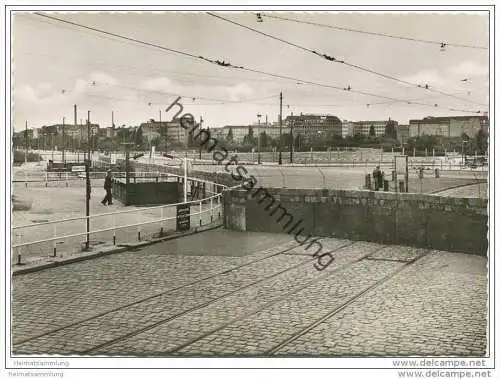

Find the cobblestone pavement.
xmin=12 ymin=230 xmax=487 ymax=357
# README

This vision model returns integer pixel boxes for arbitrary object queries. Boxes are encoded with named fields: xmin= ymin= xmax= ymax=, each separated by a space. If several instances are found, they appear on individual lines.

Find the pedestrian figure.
xmin=101 ymin=169 xmax=113 ymax=205
xmin=372 ymin=165 xmax=382 ymax=191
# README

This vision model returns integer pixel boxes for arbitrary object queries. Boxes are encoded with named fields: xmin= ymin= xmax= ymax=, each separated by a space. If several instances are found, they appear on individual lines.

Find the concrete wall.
xmin=223 ymin=188 xmax=488 ymax=256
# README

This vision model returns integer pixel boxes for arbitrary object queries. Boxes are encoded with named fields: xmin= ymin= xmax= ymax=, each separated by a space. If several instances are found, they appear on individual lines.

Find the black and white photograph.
xmin=2 ymin=2 xmax=497 ymax=379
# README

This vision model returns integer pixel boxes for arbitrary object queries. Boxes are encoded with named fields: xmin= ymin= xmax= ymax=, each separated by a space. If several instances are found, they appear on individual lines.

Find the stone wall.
xmin=223 ymin=188 xmax=488 ymax=256
xmin=131 ymin=161 xmax=488 ymax=255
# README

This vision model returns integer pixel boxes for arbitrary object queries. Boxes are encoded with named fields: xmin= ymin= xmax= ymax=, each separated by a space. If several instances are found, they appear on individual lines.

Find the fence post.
xmin=210 ymin=197 xmax=213 ymax=223
xmin=199 ymin=201 xmax=203 ymax=226
xmin=218 ymin=194 xmax=221 ymax=219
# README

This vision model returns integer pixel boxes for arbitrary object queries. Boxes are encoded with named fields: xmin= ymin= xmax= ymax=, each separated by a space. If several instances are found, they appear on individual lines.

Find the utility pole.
xmin=85 ymin=111 xmax=91 ymax=250
xmin=257 ymin=114 xmax=262 ymax=164
xmin=121 ymin=142 xmax=134 ymax=205
xmin=279 ymin=92 xmax=283 ymax=165
xmin=199 ymin=116 xmax=203 ymax=159
xmin=62 ymin=117 xmax=66 ymax=165
xmin=160 ymin=109 xmax=167 ymax=154
xmin=24 ymin=120 xmax=28 ymax=165
xmin=290 ymin=112 xmax=294 ymax=164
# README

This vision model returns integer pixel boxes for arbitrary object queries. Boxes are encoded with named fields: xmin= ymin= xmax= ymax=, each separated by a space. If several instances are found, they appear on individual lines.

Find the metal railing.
xmin=11 ymin=174 xmax=240 ymax=264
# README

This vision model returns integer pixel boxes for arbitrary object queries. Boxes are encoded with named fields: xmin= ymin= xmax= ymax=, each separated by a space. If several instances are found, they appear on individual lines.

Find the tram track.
xmin=161 ymin=244 xmax=394 ymax=356
xmin=80 ymin=241 xmax=355 ymax=355
xmin=267 ymin=250 xmax=430 ymax=355
xmin=14 ymin=241 xmax=411 ymax=357
xmin=13 ymin=239 xmax=300 ymax=346
xmin=14 ymin=239 xmax=362 ymax=355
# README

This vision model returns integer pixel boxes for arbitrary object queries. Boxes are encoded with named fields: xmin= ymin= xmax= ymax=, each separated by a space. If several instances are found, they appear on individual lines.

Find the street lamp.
xmin=257 ymin=114 xmax=261 ymax=164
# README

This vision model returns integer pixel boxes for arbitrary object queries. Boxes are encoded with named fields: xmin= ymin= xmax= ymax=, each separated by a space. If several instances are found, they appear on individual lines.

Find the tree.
xmin=243 ymin=126 xmax=257 ymax=146
xmin=226 ymin=127 xmax=234 ymax=141
xmin=369 ymin=124 xmax=376 ymax=137
xmin=259 ymin=131 xmax=270 ymax=149
xmin=134 ymin=127 xmax=144 ymax=149
xmin=384 ymin=119 xmax=398 ymax=139
xmin=475 ymin=128 xmax=488 ymax=155
xmin=294 ymin=134 xmax=301 ymax=151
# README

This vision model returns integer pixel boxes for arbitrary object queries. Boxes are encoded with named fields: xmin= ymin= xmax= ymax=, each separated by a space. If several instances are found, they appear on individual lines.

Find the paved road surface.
xmin=12 ymin=230 xmax=487 ymax=357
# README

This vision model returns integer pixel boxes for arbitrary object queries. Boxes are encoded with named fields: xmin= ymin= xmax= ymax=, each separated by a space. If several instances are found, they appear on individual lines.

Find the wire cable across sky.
xmin=33 ymin=12 xmax=487 ymax=115
xmin=259 ymin=12 xmax=489 ymax=51
xmin=207 ymin=12 xmax=488 ymax=107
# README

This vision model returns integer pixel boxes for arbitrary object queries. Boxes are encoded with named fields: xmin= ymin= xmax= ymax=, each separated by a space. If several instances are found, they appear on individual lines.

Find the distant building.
xmin=284 ymin=114 xmax=342 ymax=140
xmin=47 ymin=123 xmax=99 ymax=142
xmin=351 ymin=120 xmax=393 ymax=137
xmin=213 ymin=124 xmax=290 ymax=144
xmin=217 ymin=125 xmax=251 ymax=144
xmin=139 ymin=118 xmax=193 ymax=147
xmin=341 ymin=121 xmax=355 ymax=138
xmin=408 ymin=115 xmax=488 ymax=138
xmin=397 ymin=124 xmax=410 ymax=145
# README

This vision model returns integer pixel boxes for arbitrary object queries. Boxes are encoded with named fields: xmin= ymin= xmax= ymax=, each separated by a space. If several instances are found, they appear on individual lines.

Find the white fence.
xmin=12 ymin=174 xmax=239 ymax=265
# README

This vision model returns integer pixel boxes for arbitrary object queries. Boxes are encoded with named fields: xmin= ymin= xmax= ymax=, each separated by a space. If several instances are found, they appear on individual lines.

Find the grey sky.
xmin=12 ymin=11 xmax=489 ymax=131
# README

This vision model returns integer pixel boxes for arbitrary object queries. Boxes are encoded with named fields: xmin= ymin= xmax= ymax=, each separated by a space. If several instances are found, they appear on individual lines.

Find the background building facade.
xmin=408 ymin=115 xmax=488 ymax=138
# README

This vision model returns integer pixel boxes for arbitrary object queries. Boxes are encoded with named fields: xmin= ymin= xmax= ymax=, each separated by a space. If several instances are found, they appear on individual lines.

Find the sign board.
xmin=394 ymin=155 xmax=409 ymax=192
xmin=176 ymin=203 xmax=191 ymax=232
xmin=395 ymin=155 xmax=408 ymax=175
xmin=71 ymin=166 xmax=86 ymax=172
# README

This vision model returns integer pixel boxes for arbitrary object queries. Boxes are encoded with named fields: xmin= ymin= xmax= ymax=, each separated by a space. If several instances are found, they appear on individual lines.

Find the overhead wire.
xmin=259 ymin=13 xmax=489 ymax=50
xmin=32 ymin=12 xmax=486 ymax=115
xmin=208 ymin=12 xmax=488 ymax=107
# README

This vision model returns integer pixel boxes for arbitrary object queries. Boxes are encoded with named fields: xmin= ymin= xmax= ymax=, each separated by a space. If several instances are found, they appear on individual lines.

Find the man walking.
xmin=101 ymin=169 xmax=113 ymax=205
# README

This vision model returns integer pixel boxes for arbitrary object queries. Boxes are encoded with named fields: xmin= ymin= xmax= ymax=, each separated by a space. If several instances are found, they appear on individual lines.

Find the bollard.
xmin=17 ymin=253 xmax=22 ymax=265
xmin=435 ymin=168 xmax=440 ymax=178
xmin=112 ymin=214 xmax=116 ymax=245
xmin=53 ymin=224 xmax=57 ymax=257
